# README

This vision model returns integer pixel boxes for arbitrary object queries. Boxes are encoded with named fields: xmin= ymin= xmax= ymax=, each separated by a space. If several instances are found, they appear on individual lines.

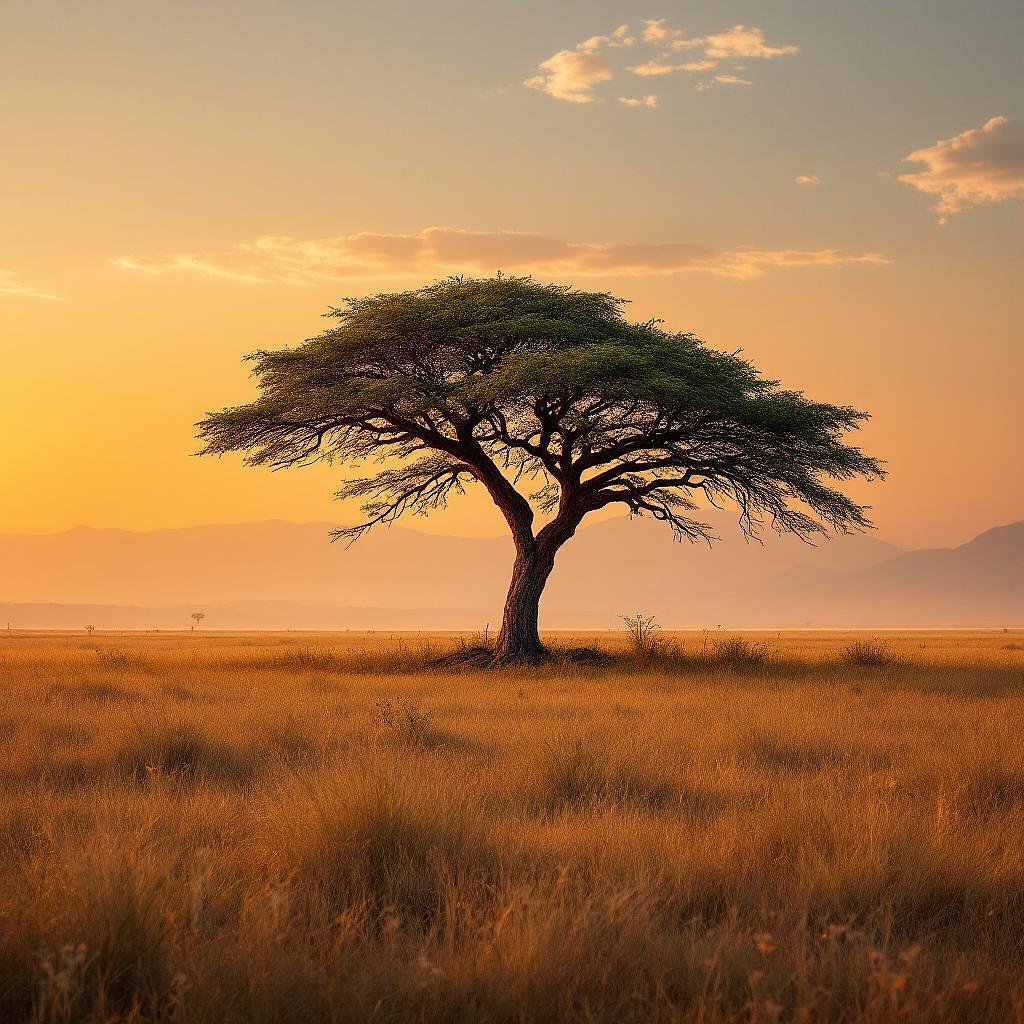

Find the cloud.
xmin=628 ymin=58 xmax=717 ymax=77
xmin=898 ymin=116 xmax=1024 ymax=222
xmin=0 ymin=271 xmax=59 ymax=301
xmin=524 ymin=48 xmax=613 ymax=103
xmin=527 ymin=19 xmax=797 ymax=102
xmin=641 ymin=19 xmax=670 ymax=45
xmin=523 ymin=20 xmax=637 ymax=102
xmin=795 ymin=175 xmax=820 ymax=186
xmin=702 ymin=25 xmax=799 ymax=59
xmin=116 ymin=227 xmax=890 ymax=284
xmin=628 ymin=60 xmax=681 ymax=77
xmin=618 ymin=95 xmax=658 ymax=108
xmin=611 ymin=24 xmax=635 ymax=46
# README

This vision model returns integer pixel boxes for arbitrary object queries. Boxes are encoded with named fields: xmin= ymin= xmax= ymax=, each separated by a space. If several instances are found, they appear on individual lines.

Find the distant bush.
xmin=842 ymin=637 xmax=892 ymax=667
xmin=619 ymin=612 xmax=678 ymax=662
xmin=711 ymin=636 xmax=772 ymax=671
xmin=620 ymin=612 xmax=662 ymax=656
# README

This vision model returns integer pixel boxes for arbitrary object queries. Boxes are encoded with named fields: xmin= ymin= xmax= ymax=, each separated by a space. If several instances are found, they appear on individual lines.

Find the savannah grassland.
xmin=2 ymin=630 xmax=1023 ymax=1023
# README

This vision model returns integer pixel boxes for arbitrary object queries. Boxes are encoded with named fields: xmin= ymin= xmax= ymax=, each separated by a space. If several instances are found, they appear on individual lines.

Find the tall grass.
xmin=0 ymin=629 xmax=1022 ymax=1022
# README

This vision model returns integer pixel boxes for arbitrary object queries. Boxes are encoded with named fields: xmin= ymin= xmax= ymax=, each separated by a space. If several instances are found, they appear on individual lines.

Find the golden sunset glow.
xmin=3 ymin=8 xmax=1024 ymax=1021
xmin=1 ymin=1 xmax=1021 ymax=552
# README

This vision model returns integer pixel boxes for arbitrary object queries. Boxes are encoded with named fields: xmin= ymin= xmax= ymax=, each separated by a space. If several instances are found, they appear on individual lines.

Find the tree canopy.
xmin=198 ymin=275 xmax=884 ymax=662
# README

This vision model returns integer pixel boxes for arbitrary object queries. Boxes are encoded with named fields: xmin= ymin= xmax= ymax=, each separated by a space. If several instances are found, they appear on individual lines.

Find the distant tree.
xmin=191 ymin=612 xmax=205 ymax=630
xmin=198 ymin=277 xmax=883 ymax=664
xmin=85 ymin=624 xmax=95 ymax=635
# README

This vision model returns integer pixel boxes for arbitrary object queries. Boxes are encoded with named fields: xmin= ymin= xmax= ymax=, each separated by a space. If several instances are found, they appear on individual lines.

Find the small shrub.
xmin=372 ymin=698 xmax=435 ymax=748
xmin=711 ymin=636 xmax=771 ymax=671
xmin=619 ymin=612 xmax=665 ymax=658
xmin=842 ymin=637 xmax=892 ymax=667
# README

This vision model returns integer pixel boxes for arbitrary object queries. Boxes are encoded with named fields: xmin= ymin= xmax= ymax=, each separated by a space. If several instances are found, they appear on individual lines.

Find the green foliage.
xmin=199 ymin=276 xmax=882 ymax=549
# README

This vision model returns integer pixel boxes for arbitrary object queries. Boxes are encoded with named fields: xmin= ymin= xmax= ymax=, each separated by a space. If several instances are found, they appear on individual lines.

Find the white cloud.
xmin=795 ymin=175 xmax=821 ymax=186
xmin=611 ymin=24 xmax=635 ymax=46
xmin=618 ymin=95 xmax=658 ymax=108
xmin=116 ymin=227 xmax=890 ymax=284
xmin=628 ymin=60 xmax=682 ymax=77
xmin=527 ymin=18 xmax=797 ymax=102
xmin=0 ymin=270 xmax=59 ymax=300
xmin=628 ymin=58 xmax=718 ymax=77
xmin=898 ymin=116 xmax=1024 ymax=222
xmin=681 ymin=60 xmax=718 ymax=73
xmin=641 ymin=18 xmax=670 ymax=44
xmin=702 ymin=25 xmax=799 ymax=59
xmin=668 ymin=36 xmax=708 ymax=52
xmin=524 ymin=47 xmax=612 ymax=103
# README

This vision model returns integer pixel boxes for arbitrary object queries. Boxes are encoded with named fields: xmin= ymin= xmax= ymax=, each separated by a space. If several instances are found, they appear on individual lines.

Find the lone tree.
xmin=191 ymin=612 xmax=205 ymax=630
xmin=198 ymin=277 xmax=883 ymax=664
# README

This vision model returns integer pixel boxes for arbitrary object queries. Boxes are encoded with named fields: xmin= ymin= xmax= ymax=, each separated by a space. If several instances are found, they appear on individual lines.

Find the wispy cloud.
xmin=701 ymin=25 xmax=799 ymax=60
xmin=629 ymin=59 xmax=716 ymax=77
xmin=795 ymin=175 xmax=821 ymax=186
xmin=0 ymin=271 xmax=59 ymax=301
xmin=898 ymin=116 xmax=1024 ymax=222
xmin=618 ymin=95 xmax=657 ymax=108
xmin=528 ymin=19 xmax=797 ymax=103
xmin=115 ymin=228 xmax=890 ymax=284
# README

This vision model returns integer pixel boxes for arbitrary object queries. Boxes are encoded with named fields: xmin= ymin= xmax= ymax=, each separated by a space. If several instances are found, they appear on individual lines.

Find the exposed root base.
xmin=431 ymin=645 xmax=613 ymax=670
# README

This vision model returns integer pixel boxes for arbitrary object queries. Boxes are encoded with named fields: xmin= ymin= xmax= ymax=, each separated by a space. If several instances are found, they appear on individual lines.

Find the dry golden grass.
xmin=1 ymin=628 xmax=1023 ymax=1022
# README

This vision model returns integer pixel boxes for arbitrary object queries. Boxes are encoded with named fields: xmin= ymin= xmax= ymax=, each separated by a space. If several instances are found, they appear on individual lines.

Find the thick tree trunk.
xmin=491 ymin=547 xmax=556 ymax=664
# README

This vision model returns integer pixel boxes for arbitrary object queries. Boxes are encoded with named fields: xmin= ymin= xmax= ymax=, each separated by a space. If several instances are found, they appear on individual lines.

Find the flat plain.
xmin=2 ymin=629 xmax=1023 ymax=1023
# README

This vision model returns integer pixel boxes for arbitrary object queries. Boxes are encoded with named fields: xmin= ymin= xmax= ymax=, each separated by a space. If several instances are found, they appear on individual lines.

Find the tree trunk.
xmin=492 ymin=547 xmax=556 ymax=664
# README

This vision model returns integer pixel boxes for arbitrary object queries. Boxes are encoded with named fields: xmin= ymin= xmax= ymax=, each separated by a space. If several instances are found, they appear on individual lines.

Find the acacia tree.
xmin=198 ymin=277 xmax=883 ymax=664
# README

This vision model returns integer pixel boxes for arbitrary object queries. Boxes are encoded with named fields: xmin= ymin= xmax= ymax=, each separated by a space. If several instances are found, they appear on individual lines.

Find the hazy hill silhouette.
xmin=761 ymin=520 xmax=1024 ymax=626
xmin=0 ymin=516 xmax=1020 ymax=628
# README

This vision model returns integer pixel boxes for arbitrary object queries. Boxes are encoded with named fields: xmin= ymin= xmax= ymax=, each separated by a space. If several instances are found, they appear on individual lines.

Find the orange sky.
xmin=2 ymin=1 xmax=1022 ymax=548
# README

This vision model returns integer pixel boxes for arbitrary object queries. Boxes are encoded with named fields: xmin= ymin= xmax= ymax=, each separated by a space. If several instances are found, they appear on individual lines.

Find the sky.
xmin=1 ymin=0 xmax=1022 ymax=549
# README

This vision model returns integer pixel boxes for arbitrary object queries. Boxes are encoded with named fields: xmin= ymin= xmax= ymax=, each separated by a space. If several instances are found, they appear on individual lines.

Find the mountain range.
xmin=0 ymin=515 xmax=1021 ymax=629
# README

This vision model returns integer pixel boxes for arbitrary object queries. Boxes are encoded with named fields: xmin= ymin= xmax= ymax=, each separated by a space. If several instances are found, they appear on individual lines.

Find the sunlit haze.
xmin=2 ymin=0 xmax=1022 ymax=547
